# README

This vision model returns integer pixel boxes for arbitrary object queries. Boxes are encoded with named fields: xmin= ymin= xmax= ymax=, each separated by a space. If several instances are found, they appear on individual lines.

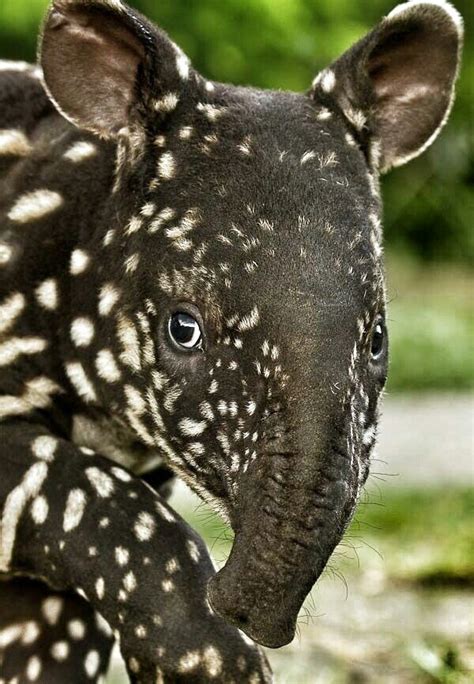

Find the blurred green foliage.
xmin=0 ymin=0 xmax=472 ymax=263
xmin=183 ymin=484 xmax=474 ymax=585
xmin=386 ymin=256 xmax=474 ymax=390
xmin=352 ymin=486 xmax=474 ymax=585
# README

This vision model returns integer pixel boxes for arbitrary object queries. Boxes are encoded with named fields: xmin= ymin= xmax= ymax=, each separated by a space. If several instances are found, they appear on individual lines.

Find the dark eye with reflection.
xmin=371 ymin=318 xmax=386 ymax=360
xmin=168 ymin=312 xmax=203 ymax=350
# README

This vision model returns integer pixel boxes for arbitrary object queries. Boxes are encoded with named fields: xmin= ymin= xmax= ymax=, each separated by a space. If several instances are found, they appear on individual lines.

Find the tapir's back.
xmin=0 ymin=63 xmax=115 ymax=300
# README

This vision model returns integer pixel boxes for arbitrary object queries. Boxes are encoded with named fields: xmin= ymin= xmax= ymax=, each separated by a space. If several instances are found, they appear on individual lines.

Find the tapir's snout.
xmin=207 ymin=395 xmax=358 ymax=648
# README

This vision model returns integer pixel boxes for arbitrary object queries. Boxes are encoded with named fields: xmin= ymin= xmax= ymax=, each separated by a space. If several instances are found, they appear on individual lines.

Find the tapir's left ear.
xmin=39 ymin=0 xmax=192 ymax=137
xmin=311 ymin=0 xmax=463 ymax=172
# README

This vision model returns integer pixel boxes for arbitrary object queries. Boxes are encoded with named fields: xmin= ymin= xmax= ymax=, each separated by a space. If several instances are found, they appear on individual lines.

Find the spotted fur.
xmin=0 ymin=0 xmax=462 ymax=681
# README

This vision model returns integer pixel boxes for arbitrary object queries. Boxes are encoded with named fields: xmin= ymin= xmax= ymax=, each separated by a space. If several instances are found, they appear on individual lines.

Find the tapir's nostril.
xmin=234 ymin=611 xmax=249 ymax=627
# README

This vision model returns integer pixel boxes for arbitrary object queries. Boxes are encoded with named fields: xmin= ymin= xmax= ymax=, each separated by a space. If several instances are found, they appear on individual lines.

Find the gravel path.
xmin=376 ymin=393 xmax=473 ymax=485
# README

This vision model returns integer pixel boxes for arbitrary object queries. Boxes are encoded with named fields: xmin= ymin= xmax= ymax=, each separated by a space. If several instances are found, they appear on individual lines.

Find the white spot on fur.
xmin=103 ymin=229 xmax=115 ymax=246
xmin=134 ymin=512 xmax=155 ymax=541
xmin=179 ymin=651 xmax=201 ymax=672
xmin=154 ymin=92 xmax=179 ymax=112
xmin=178 ymin=418 xmax=207 ymax=437
xmin=155 ymin=501 xmax=176 ymax=523
xmin=71 ymin=317 xmax=95 ymax=347
xmin=0 ymin=292 xmax=25 ymax=334
xmin=22 ymin=621 xmax=40 ymax=644
xmin=0 ymin=336 xmax=47 ymax=366
xmin=84 ymin=650 xmax=100 ymax=677
xmin=115 ymin=546 xmax=129 ymax=566
xmin=203 ymin=645 xmax=223 ymax=677
xmin=124 ymin=253 xmax=140 ymax=273
xmin=246 ymin=400 xmax=257 ymax=416
xmin=116 ymin=314 xmax=141 ymax=372
xmin=51 ymin=640 xmax=69 ymax=661
xmin=158 ymin=152 xmax=176 ymax=179
xmin=63 ymin=141 xmax=97 ymax=162
xmin=124 ymin=384 xmax=146 ymax=415
xmin=32 ymin=435 xmax=57 ymax=461
xmin=186 ymin=539 xmax=200 ymax=563
xmin=68 ymin=619 xmax=86 ymax=640
xmin=125 ymin=216 xmax=143 ymax=236
xmin=31 ymin=495 xmax=48 ymax=524
xmin=301 ymin=150 xmax=316 ymax=165
xmin=35 ymin=278 xmax=58 ymax=310
xmin=175 ymin=50 xmax=190 ymax=80
xmin=95 ymin=578 xmax=105 ymax=600
xmin=0 ymin=462 xmax=48 ymax=570
xmin=26 ymin=655 xmax=42 ymax=680
xmin=165 ymin=557 xmax=180 ymax=574
xmin=63 ymin=489 xmax=87 ymax=532
xmin=237 ymin=306 xmax=260 ymax=332
xmin=42 ymin=597 xmax=63 ymax=626
xmin=123 ymin=570 xmax=137 ymax=592
xmin=314 ymin=68 xmax=336 ymax=92
xmin=317 ymin=107 xmax=332 ymax=121
xmin=98 ymin=283 xmax=120 ymax=316
xmin=149 ymin=207 xmax=176 ymax=233
xmin=0 ymin=624 xmax=22 ymax=648
xmin=238 ymin=136 xmax=252 ymax=155
xmin=0 ymin=129 xmax=31 ymax=156
xmin=0 ymin=241 xmax=13 ymax=265
xmin=162 ymin=578 xmax=174 ymax=592
xmin=70 ymin=249 xmax=90 ymax=275
xmin=95 ymin=349 xmax=121 ymax=382
xmin=343 ymin=105 xmax=367 ymax=131
xmin=65 ymin=362 xmax=97 ymax=402
xmin=345 ymin=132 xmax=357 ymax=147
xmin=111 ymin=467 xmax=131 ymax=482
xmin=85 ymin=468 xmax=114 ymax=498
xmin=8 ymin=189 xmax=63 ymax=223
xmin=179 ymin=125 xmax=193 ymax=140
xmin=0 ymin=376 xmax=61 ymax=419
xmin=197 ymin=102 xmax=225 ymax=121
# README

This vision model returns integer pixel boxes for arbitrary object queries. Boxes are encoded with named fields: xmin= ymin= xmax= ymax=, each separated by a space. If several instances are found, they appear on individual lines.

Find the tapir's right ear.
xmin=39 ymin=0 xmax=191 ymax=137
xmin=311 ymin=0 xmax=463 ymax=172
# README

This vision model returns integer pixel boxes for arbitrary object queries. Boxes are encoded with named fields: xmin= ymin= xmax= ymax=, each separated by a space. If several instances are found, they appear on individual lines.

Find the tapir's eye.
xmin=168 ymin=312 xmax=203 ymax=350
xmin=370 ymin=318 xmax=386 ymax=360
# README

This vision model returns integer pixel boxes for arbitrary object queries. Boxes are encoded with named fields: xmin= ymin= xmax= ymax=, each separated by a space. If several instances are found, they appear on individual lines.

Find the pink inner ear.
xmin=42 ymin=7 xmax=145 ymax=135
xmin=365 ymin=18 xmax=459 ymax=170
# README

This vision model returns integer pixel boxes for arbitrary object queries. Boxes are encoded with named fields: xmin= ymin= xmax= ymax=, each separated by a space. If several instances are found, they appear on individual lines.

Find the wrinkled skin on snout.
xmin=40 ymin=0 xmax=462 ymax=649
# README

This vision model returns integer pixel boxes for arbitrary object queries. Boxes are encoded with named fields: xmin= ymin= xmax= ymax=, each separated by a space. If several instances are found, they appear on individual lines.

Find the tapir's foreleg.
xmin=0 ymin=577 xmax=114 ymax=683
xmin=0 ymin=420 xmax=269 ymax=682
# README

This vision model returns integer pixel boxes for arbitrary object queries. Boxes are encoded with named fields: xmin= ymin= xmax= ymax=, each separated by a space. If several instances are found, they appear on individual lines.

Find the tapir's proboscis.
xmin=0 ymin=0 xmax=463 ymax=681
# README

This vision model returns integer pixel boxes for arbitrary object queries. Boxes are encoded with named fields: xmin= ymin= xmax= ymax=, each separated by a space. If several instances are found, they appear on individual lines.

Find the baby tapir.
xmin=0 ymin=0 xmax=463 ymax=681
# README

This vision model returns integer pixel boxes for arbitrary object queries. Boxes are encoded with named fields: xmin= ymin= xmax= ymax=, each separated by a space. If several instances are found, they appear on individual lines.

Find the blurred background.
xmin=1 ymin=0 xmax=472 ymax=681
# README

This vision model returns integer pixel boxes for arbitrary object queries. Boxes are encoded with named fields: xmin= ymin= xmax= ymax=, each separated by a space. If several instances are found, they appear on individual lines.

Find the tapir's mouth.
xmin=207 ymin=579 xmax=297 ymax=648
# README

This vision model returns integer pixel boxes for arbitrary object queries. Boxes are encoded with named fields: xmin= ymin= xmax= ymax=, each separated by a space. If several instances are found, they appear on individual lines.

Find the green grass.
xmin=350 ymin=487 xmax=474 ymax=585
xmin=386 ymin=256 xmax=474 ymax=392
xmin=184 ymin=486 xmax=474 ymax=586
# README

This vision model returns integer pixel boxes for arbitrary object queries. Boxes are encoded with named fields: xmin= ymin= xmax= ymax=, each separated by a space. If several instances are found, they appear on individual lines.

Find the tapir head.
xmin=40 ymin=0 xmax=462 ymax=648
